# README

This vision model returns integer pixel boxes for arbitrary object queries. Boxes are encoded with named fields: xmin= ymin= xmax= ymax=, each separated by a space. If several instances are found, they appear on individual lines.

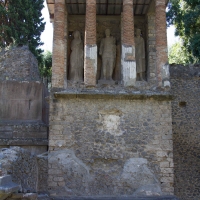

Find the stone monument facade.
xmin=47 ymin=0 xmax=175 ymax=199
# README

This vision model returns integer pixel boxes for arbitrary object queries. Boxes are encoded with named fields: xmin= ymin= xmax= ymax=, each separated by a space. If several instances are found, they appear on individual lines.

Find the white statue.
xmin=99 ymin=29 xmax=116 ymax=81
xmin=69 ymin=30 xmax=84 ymax=82
xmin=135 ymin=29 xmax=145 ymax=81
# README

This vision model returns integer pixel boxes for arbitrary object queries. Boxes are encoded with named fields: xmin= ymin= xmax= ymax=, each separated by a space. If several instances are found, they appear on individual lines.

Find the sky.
xmin=40 ymin=1 xmax=178 ymax=52
xmin=40 ymin=1 xmax=53 ymax=52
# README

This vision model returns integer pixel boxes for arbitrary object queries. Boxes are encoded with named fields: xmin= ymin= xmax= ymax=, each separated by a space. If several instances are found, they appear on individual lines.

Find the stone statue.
xmin=69 ymin=30 xmax=83 ymax=82
xmin=99 ymin=29 xmax=116 ymax=81
xmin=135 ymin=29 xmax=145 ymax=81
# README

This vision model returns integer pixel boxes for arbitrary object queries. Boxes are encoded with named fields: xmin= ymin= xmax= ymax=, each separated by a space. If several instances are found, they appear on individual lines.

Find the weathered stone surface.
xmin=133 ymin=184 xmax=162 ymax=197
xmin=121 ymin=158 xmax=161 ymax=193
xmin=48 ymin=150 xmax=165 ymax=198
xmin=48 ymin=149 xmax=90 ymax=197
xmin=0 ymin=81 xmax=44 ymax=121
xmin=52 ymin=196 xmax=179 ymax=200
xmin=0 ymin=175 xmax=19 ymax=200
xmin=170 ymin=65 xmax=200 ymax=200
xmin=7 ymin=192 xmax=37 ymax=200
xmin=37 ymin=152 xmax=48 ymax=193
xmin=0 ymin=46 xmax=40 ymax=82
xmin=0 ymin=147 xmax=37 ymax=193
xmin=48 ymin=94 xmax=174 ymax=197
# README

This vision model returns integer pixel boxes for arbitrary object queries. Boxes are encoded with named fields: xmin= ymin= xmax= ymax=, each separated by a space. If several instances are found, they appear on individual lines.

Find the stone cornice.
xmin=53 ymin=91 xmax=173 ymax=101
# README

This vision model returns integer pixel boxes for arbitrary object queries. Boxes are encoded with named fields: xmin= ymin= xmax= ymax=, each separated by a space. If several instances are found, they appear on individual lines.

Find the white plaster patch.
xmin=98 ymin=109 xmax=123 ymax=136
xmin=162 ymin=63 xmax=170 ymax=79
xmin=121 ymin=45 xmax=136 ymax=86
xmin=85 ymin=45 xmax=97 ymax=74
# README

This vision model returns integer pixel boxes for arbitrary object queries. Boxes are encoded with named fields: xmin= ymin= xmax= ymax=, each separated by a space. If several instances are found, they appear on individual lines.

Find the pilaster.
xmin=155 ymin=0 xmax=169 ymax=87
xmin=52 ymin=0 xmax=67 ymax=89
xmin=84 ymin=0 xmax=97 ymax=87
xmin=121 ymin=0 xmax=136 ymax=86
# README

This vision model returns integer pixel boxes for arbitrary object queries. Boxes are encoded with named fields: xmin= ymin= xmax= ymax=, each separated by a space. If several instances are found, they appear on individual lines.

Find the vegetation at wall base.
xmin=0 ymin=0 xmax=45 ymax=67
xmin=167 ymin=0 xmax=200 ymax=64
xmin=39 ymin=50 xmax=52 ymax=78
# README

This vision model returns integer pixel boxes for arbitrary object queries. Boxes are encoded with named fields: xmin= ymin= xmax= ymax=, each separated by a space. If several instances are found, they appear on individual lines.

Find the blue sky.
xmin=40 ymin=1 xmax=178 ymax=52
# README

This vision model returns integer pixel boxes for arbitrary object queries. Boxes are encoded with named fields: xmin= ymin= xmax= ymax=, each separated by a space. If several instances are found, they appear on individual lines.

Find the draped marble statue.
xmin=99 ymin=29 xmax=116 ymax=81
xmin=69 ymin=31 xmax=84 ymax=82
xmin=135 ymin=29 xmax=145 ymax=81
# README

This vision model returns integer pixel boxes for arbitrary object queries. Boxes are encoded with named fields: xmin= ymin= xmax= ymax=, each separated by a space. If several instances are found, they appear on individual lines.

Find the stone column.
xmin=52 ymin=0 xmax=67 ymax=89
xmin=84 ymin=0 xmax=97 ymax=87
xmin=155 ymin=0 xmax=169 ymax=87
xmin=121 ymin=0 xmax=136 ymax=86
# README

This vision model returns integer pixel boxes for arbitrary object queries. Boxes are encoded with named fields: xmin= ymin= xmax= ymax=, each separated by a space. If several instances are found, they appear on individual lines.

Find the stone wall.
xmin=0 ymin=46 xmax=40 ymax=81
xmin=48 ymin=92 xmax=174 ymax=198
xmin=170 ymin=65 xmax=200 ymax=200
xmin=0 ymin=147 xmax=38 ymax=193
xmin=0 ymin=147 xmax=49 ymax=195
xmin=37 ymin=152 xmax=48 ymax=193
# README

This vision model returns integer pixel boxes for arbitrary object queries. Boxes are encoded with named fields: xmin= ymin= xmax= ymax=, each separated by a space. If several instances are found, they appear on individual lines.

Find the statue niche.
xmin=69 ymin=30 xmax=84 ymax=82
xmin=99 ymin=29 xmax=116 ymax=83
xmin=135 ymin=28 xmax=146 ymax=81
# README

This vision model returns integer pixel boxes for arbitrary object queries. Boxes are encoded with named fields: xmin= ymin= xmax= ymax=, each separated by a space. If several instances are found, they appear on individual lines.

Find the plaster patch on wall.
xmin=85 ymin=45 xmax=97 ymax=74
xmin=98 ymin=109 xmax=123 ymax=136
xmin=121 ymin=45 xmax=136 ymax=86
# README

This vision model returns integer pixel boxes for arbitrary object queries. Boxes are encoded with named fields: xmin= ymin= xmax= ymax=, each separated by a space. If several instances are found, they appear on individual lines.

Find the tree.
xmin=39 ymin=51 xmax=52 ymax=78
xmin=168 ymin=41 xmax=191 ymax=64
xmin=167 ymin=0 xmax=200 ymax=63
xmin=0 ymin=0 xmax=45 ymax=62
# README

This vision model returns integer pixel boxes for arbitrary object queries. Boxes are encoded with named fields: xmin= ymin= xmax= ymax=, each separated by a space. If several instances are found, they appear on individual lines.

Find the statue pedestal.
xmin=98 ymin=79 xmax=115 ymax=85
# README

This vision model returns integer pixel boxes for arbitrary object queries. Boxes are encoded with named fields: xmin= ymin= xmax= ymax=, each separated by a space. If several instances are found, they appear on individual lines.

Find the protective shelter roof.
xmin=47 ymin=0 xmax=169 ymax=20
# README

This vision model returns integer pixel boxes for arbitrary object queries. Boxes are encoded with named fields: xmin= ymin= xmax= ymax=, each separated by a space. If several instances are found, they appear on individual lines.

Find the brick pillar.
xmin=121 ymin=0 xmax=136 ymax=86
xmin=155 ymin=0 xmax=169 ymax=87
xmin=52 ymin=0 xmax=67 ymax=89
xmin=84 ymin=0 xmax=97 ymax=87
xmin=146 ymin=13 xmax=157 ymax=82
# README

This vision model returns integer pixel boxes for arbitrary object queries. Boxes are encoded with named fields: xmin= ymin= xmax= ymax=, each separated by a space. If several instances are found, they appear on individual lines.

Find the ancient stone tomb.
xmin=47 ymin=0 xmax=175 ymax=199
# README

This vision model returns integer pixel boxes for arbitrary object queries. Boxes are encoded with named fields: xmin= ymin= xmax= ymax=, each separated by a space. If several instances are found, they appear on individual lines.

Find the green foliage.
xmin=167 ymin=0 xmax=200 ymax=63
xmin=39 ymin=51 xmax=52 ymax=78
xmin=168 ymin=41 xmax=192 ymax=64
xmin=0 ymin=0 xmax=45 ymax=62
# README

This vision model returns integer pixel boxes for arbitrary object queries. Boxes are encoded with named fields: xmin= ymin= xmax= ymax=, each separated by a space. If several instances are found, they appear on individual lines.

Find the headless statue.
xmin=69 ymin=30 xmax=84 ymax=82
xmin=99 ymin=29 xmax=116 ymax=81
xmin=135 ymin=29 xmax=145 ymax=81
